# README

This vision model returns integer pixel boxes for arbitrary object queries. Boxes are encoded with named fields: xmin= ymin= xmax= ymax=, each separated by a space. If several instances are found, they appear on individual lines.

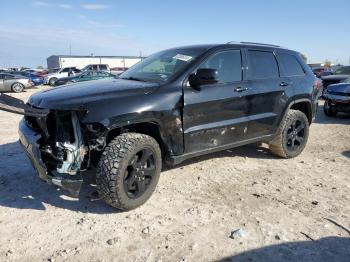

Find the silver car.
xmin=0 ymin=73 xmax=34 ymax=93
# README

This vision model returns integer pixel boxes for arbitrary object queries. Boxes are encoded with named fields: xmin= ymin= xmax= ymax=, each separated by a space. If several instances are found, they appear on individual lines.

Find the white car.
xmin=44 ymin=67 xmax=81 ymax=86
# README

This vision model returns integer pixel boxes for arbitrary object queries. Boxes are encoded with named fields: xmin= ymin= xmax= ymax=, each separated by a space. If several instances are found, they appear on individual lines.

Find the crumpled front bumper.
xmin=323 ymin=93 xmax=350 ymax=103
xmin=19 ymin=119 xmax=49 ymax=181
xmin=18 ymin=119 xmax=83 ymax=196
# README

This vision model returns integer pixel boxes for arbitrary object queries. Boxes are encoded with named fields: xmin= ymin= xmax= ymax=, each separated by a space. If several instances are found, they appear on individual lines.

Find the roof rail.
xmin=226 ymin=41 xmax=282 ymax=48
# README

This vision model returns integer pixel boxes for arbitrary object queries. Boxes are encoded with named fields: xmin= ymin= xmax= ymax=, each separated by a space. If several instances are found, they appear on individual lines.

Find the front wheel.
xmin=11 ymin=82 xmax=25 ymax=93
xmin=49 ymin=77 xmax=57 ymax=86
xmin=323 ymin=100 xmax=337 ymax=117
xmin=269 ymin=110 xmax=309 ymax=158
xmin=96 ymin=133 xmax=162 ymax=210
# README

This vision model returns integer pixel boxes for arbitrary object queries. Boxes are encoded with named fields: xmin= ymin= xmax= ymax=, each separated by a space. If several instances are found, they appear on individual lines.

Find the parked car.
xmin=81 ymin=64 xmax=110 ymax=73
xmin=323 ymin=77 xmax=350 ymax=116
xmin=9 ymin=71 xmax=44 ymax=86
xmin=0 ymin=42 xmax=321 ymax=210
xmin=47 ymin=68 xmax=60 ymax=74
xmin=54 ymin=71 xmax=116 ymax=86
xmin=44 ymin=67 xmax=81 ymax=86
xmin=0 ymin=73 xmax=34 ymax=92
xmin=110 ymin=67 xmax=129 ymax=75
xmin=322 ymin=66 xmax=350 ymax=90
xmin=312 ymin=67 xmax=332 ymax=78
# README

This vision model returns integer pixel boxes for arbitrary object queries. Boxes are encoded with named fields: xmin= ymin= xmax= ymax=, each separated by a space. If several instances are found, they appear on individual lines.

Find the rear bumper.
xmin=18 ymin=119 xmax=83 ymax=196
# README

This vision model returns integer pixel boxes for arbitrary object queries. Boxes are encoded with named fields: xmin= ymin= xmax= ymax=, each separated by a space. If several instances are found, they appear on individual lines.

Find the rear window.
xmin=278 ymin=53 xmax=305 ymax=77
xmin=248 ymin=51 xmax=279 ymax=79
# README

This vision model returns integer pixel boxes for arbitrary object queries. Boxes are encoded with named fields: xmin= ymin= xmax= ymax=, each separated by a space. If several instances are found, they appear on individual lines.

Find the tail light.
xmin=314 ymin=79 xmax=322 ymax=89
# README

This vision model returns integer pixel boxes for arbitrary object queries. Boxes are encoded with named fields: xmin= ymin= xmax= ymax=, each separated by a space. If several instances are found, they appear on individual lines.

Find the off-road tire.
xmin=11 ymin=82 xmax=24 ymax=93
xmin=96 ymin=133 xmax=162 ymax=210
xmin=323 ymin=100 xmax=337 ymax=117
xmin=49 ymin=77 xmax=57 ymax=86
xmin=269 ymin=110 xmax=309 ymax=158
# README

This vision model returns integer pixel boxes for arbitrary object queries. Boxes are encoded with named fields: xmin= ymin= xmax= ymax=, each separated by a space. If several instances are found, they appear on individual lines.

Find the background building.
xmin=46 ymin=55 xmax=144 ymax=70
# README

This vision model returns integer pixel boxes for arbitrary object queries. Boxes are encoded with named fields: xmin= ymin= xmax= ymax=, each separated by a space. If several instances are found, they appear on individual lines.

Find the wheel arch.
xmin=105 ymin=121 xmax=170 ymax=158
xmin=288 ymin=99 xmax=313 ymax=124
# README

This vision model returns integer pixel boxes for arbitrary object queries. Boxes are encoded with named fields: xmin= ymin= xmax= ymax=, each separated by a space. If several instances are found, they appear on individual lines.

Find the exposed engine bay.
xmin=40 ymin=112 xmax=87 ymax=175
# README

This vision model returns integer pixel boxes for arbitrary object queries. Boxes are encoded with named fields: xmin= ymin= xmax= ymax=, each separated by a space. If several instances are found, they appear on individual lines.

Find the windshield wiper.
xmin=120 ymin=76 xmax=144 ymax=82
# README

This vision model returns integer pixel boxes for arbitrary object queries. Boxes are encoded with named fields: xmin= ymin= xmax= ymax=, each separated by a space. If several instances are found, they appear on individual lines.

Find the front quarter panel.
xmin=81 ymin=86 xmax=184 ymax=155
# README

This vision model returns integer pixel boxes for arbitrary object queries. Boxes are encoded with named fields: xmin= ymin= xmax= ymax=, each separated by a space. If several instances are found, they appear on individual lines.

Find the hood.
xmin=327 ymin=83 xmax=350 ymax=94
xmin=28 ymin=78 xmax=159 ymax=110
xmin=321 ymin=74 xmax=349 ymax=81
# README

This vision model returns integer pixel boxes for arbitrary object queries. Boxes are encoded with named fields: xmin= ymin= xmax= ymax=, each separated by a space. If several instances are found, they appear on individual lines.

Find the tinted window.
xmin=278 ymin=53 xmax=305 ymax=76
xmin=99 ymin=65 xmax=108 ymax=70
xmin=199 ymin=50 xmax=242 ymax=83
xmin=92 ymin=65 xmax=98 ymax=70
xmin=248 ymin=51 xmax=279 ymax=79
xmin=61 ymin=68 xmax=70 ymax=72
xmin=335 ymin=66 xmax=350 ymax=75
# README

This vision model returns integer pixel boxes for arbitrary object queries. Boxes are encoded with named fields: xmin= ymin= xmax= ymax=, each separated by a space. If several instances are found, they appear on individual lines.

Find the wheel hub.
xmin=123 ymin=148 xmax=156 ymax=198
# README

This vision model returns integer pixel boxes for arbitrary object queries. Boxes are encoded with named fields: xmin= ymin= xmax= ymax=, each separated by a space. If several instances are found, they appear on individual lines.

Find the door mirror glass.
xmin=189 ymin=68 xmax=218 ymax=87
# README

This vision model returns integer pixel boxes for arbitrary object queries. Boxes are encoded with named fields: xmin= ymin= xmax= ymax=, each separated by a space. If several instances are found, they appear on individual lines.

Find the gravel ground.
xmin=0 ymin=86 xmax=349 ymax=262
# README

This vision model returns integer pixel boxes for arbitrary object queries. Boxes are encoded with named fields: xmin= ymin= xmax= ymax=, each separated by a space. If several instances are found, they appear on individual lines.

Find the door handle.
xmin=280 ymin=82 xmax=289 ymax=87
xmin=234 ymin=87 xmax=248 ymax=92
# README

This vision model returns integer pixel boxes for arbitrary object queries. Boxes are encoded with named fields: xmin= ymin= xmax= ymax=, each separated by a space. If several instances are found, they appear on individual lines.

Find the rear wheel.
xmin=11 ymin=82 xmax=24 ymax=93
xmin=49 ymin=77 xmax=57 ymax=86
xmin=269 ymin=110 xmax=309 ymax=158
xmin=323 ymin=100 xmax=337 ymax=117
xmin=96 ymin=133 xmax=162 ymax=210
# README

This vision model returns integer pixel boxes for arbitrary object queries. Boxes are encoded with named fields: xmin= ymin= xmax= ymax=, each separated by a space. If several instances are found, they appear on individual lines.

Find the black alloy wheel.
xmin=96 ymin=133 xmax=162 ymax=210
xmin=124 ymin=148 xmax=156 ymax=199
xmin=286 ymin=120 xmax=305 ymax=151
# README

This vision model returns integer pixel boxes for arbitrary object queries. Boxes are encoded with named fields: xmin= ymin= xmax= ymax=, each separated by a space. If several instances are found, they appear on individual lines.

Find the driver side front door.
xmin=183 ymin=49 xmax=250 ymax=153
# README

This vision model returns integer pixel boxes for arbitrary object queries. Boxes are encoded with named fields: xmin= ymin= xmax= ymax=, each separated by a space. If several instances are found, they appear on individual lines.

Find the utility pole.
xmin=69 ymin=43 xmax=72 ymax=56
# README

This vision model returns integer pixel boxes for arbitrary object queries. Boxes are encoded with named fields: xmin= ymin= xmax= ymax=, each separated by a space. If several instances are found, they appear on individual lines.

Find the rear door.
xmin=0 ymin=74 xmax=5 ymax=91
xmin=244 ymin=49 xmax=290 ymax=139
xmin=276 ymin=52 xmax=307 ymax=97
xmin=183 ymin=49 xmax=250 ymax=153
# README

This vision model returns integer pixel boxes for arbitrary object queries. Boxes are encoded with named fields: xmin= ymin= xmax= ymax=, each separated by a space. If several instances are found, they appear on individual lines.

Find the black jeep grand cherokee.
xmin=0 ymin=42 xmax=321 ymax=210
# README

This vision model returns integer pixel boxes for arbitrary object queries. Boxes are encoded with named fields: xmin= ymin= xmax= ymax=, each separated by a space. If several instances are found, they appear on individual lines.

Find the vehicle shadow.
xmin=0 ymin=140 xmax=278 ymax=213
xmin=0 ymin=141 xmax=117 ymax=214
xmin=219 ymin=237 xmax=350 ymax=262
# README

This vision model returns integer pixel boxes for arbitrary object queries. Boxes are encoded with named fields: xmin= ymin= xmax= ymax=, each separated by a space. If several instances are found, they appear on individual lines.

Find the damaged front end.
xmin=0 ymin=93 xmax=102 ymax=196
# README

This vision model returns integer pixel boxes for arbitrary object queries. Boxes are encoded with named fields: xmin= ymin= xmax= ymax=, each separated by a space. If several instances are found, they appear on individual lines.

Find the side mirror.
xmin=189 ymin=68 xmax=218 ymax=89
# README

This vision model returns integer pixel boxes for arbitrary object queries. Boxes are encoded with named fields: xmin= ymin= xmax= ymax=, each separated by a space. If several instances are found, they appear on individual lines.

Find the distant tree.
xmin=300 ymin=53 xmax=307 ymax=63
xmin=324 ymin=60 xmax=332 ymax=67
xmin=37 ymin=65 xmax=44 ymax=69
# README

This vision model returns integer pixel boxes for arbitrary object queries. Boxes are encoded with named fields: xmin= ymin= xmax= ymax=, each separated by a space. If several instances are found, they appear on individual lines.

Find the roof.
xmin=166 ymin=42 xmax=291 ymax=52
xmin=47 ymin=55 xmax=145 ymax=59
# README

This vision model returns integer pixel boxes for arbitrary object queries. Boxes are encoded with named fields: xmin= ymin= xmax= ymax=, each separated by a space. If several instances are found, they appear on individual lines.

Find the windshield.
xmin=120 ymin=48 xmax=205 ymax=83
xmin=334 ymin=66 xmax=350 ymax=75
xmin=344 ymin=77 xmax=350 ymax=83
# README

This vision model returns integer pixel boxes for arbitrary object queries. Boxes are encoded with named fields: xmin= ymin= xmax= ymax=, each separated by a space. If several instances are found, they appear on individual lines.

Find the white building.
xmin=46 ymin=55 xmax=144 ymax=70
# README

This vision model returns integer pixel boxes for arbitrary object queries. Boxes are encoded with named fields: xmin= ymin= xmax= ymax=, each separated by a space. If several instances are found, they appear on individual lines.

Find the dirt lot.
xmin=0 ymin=86 xmax=349 ymax=262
